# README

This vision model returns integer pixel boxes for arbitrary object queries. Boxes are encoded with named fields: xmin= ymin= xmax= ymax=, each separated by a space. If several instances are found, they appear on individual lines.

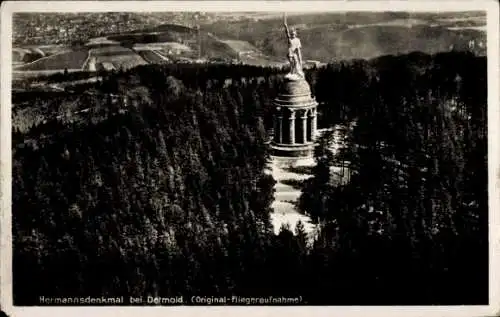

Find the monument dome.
xmin=281 ymin=77 xmax=312 ymax=95
xmin=274 ymin=77 xmax=318 ymax=108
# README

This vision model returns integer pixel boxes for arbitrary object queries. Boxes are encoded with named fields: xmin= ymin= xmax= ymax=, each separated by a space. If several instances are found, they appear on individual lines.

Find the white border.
xmin=1 ymin=1 xmax=499 ymax=317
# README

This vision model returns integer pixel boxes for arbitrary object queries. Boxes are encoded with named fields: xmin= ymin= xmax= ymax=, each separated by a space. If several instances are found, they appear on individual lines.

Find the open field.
xmin=15 ymin=49 xmax=89 ymax=71
xmin=91 ymin=46 xmax=147 ymax=69
xmin=132 ymin=42 xmax=192 ymax=52
xmin=94 ymin=54 xmax=147 ymax=70
xmin=33 ymin=44 xmax=71 ymax=56
xmin=13 ymin=45 xmax=73 ymax=64
xmin=219 ymin=40 xmax=259 ymax=53
xmin=13 ymin=45 xmax=69 ymax=56
xmin=91 ymin=45 xmax=137 ymax=56
xmin=136 ymin=50 xmax=170 ymax=64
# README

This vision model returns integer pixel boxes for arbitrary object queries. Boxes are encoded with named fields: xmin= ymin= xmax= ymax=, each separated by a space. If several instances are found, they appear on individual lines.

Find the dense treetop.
xmin=12 ymin=51 xmax=487 ymax=305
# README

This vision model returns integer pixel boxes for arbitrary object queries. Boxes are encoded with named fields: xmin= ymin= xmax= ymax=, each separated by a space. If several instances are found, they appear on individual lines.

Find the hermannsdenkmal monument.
xmin=270 ymin=14 xmax=319 ymax=158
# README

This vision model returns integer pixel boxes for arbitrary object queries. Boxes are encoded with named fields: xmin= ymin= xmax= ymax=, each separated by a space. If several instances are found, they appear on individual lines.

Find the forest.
xmin=12 ymin=50 xmax=487 ymax=305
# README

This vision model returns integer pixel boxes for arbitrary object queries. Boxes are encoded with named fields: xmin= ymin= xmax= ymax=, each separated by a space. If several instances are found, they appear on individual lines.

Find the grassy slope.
xmin=200 ymin=33 xmax=238 ymax=60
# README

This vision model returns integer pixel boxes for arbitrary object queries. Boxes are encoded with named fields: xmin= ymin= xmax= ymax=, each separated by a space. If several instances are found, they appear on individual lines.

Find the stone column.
xmin=311 ymin=108 xmax=317 ymax=139
xmin=274 ymin=107 xmax=282 ymax=144
xmin=273 ymin=115 xmax=278 ymax=142
xmin=309 ymin=108 xmax=314 ymax=140
xmin=289 ymin=110 xmax=295 ymax=145
xmin=277 ymin=115 xmax=283 ymax=143
xmin=301 ymin=110 xmax=308 ymax=144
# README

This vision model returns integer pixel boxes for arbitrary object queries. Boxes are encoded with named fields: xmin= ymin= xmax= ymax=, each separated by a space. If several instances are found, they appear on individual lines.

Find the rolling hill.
xmin=297 ymin=24 xmax=486 ymax=60
xmin=201 ymin=12 xmax=486 ymax=61
xmin=13 ymin=12 xmax=486 ymax=74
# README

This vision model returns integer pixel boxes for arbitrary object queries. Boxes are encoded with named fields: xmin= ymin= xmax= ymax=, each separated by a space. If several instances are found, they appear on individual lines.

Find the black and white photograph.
xmin=1 ymin=1 xmax=499 ymax=316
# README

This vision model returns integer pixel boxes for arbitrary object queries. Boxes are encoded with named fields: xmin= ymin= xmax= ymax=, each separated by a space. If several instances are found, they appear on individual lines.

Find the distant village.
xmin=13 ymin=12 xmax=221 ymax=46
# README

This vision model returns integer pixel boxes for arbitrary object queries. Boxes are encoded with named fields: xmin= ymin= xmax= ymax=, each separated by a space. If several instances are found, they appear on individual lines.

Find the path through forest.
xmin=266 ymin=126 xmax=350 ymax=238
xmin=266 ymin=156 xmax=317 ymax=236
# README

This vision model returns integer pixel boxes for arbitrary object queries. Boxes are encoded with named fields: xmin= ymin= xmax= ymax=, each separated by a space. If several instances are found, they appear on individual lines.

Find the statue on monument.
xmin=283 ymin=13 xmax=304 ymax=80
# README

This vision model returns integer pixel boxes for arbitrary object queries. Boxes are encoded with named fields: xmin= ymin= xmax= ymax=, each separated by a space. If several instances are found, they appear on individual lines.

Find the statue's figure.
xmin=283 ymin=14 xmax=304 ymax=79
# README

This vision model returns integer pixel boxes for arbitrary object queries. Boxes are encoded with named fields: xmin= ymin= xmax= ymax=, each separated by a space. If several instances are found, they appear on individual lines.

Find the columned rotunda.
xmin=271 ymin=76 xmax=318 ymax=157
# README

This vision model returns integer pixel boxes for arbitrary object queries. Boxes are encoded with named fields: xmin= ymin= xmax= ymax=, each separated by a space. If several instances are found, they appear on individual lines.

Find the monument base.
xmin=271 ymin=142 xmax=315 ymax=158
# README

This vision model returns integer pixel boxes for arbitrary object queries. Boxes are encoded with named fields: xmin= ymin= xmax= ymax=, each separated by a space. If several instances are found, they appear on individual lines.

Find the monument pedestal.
xmin=271 ymin=143 xmax=314 ymax=158
xmin=271 ymin=76 xmax=318 ymax=158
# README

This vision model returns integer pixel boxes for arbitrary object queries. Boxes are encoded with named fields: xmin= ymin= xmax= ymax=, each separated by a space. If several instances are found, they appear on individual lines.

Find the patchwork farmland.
xmin=12 ymin=23 xmax=279 ymax=75
xmin=12 ymin=12 xmax=486 ymax=78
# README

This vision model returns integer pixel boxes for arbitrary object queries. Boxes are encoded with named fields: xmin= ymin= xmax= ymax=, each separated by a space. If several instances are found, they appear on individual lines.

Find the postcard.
xmin=1 ymin=1 xmax=499 ymax=317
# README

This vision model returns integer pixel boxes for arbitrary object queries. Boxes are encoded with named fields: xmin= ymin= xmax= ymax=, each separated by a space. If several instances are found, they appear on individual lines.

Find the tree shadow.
xmin=282 ymin=199 xmax=300 ymax=208
xmin=281 ymin=178 xmax=305 ymax=190
xmin=283 ymin=165 xmax=314 ymax=175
